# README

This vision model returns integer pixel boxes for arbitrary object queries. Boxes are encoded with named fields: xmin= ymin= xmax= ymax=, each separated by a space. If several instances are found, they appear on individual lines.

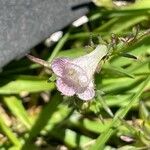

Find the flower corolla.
xmin=51 ymin=45 xmax=108 ymax=100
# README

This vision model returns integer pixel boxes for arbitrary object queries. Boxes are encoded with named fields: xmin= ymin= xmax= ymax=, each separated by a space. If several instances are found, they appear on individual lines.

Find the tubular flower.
xmin=51 ymin=44 xmax=108 ymax=101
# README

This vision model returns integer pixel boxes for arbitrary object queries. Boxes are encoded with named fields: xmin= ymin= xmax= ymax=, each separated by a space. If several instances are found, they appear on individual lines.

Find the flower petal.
xmin=51 ymin=58 xmax=70 ymax=77
xmin=56 ymin=78 xmax=76 ymax=96
xmin=77 ymin=82 xmax=95 ymax=101
xmin=72 ymin=45 xmax=108 ymax=79
xmin=63 ymin=62 xmax=89 ymax=91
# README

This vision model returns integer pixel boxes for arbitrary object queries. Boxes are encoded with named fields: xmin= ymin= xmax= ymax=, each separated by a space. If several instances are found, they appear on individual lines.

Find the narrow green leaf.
xmin=119 ymin=53 xmax=137 ymax=60
xmin=96 ymin=91 xmax=114 ymax=117
xmin=3 ymin=96 xmax=32 ymax=129
xmin=142 ymin=122 xmax=150 ymax=139
xmin=103 ymin=65 xmax=134 ymax=78
xmin=94 ymin=18 xmax=118 ymax=32
xmin=48 ymin=30 xmax=70 ymax=63
xmin=111 ymin=35 xmax=150 ymax=66
xmin=50 ymin=128 xmax=92 ymax=148
xmin=0 ymin=115 xmax=21 ymax=147
xmin=0 ymin=75 xmax=55 ymax=94
xmin=57 ymin=48 xmax=85 ymax=58
xmin=119 ymin=118 xmax=137 ymax=135
xmin=107 ymin=16 xmax=148 ymax=34
xmin=123 ymin=0 xmax=150 ymax=10
xmin=21 ymin=93 xmax=62 ymax=149
xmin=139 ymin=101 xmax=150 ymax=121
xmin=90 ymin=75 xmax=150 ymax=150
xmin=117 ymin=145 xmax=139 ymax=150
xmin=101 ymin=77 xmax=144 ymax=94
xmin=69 ymin=112 xmax=111 ymax=134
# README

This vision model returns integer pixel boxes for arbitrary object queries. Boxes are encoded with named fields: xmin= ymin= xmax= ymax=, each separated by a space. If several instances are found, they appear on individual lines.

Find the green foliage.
xmin=0 ymin=0 xmax=150 ymax=149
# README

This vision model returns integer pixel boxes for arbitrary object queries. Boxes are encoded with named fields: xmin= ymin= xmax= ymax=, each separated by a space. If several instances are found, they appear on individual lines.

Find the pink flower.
xmin=51 ymin=45 xmax=108 ymax=101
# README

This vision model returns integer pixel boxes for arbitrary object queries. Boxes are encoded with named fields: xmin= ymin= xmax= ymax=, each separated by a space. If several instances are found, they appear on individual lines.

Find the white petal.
xmin=56 ymin=78 xmax=76 ymax=96
xmin=77 ymin=82 xmax=95 ymax=101
xmin=72 ymin=45 xmax=108 ymax=79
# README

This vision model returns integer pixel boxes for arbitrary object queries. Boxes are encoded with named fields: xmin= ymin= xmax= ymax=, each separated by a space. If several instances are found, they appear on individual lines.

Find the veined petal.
xmin=51 ymin=45 xmax=107 ymax=101
xmin=77 ymin=81 xmax=95 ymax=101
xmin=72 ymin=45 xmax=108 ymax=79
xmin=51 ymin=58 xmax=70 ymax=77
xmin=56 ymin=78 xmax=76 ymax=96
xmin=63 ymin=62 xmax=89 ymax=91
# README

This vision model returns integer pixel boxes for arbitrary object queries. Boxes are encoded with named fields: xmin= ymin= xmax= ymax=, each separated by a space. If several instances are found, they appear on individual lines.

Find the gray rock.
xmin=0 ymin=0 xmax=90 ymax=68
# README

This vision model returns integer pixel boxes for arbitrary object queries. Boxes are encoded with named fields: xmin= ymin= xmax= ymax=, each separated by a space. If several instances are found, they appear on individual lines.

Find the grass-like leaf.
xmin=3 ymin=96 xmax=32 ymax=129
xmin=0 ymin=115 xmax=21 ymax=147
xmin=0 ymin=75 xmax=55 ymax=94
xmin=90 ymin=75 xmax=150 ymax=150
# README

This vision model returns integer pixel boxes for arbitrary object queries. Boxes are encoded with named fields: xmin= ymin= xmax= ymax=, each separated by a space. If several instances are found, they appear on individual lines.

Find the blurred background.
xmin=0 ymin=0 xmax=150 ymax=149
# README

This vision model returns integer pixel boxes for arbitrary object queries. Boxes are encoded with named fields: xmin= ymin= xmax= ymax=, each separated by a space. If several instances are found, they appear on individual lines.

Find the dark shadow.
xmin=71 ymin=2 xmax=94 ymax=11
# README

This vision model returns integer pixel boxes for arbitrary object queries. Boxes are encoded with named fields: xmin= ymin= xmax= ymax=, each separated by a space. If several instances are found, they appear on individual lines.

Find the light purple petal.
xmin=77 ymin=82 xmax=95 ymax=101
xmin=63 ymin=62 xmax=89 ymax=91
xmin=56 ymin=78 xmax=76 ymax=96
xmin=51 ymin=58 xmax=70 ymax=77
